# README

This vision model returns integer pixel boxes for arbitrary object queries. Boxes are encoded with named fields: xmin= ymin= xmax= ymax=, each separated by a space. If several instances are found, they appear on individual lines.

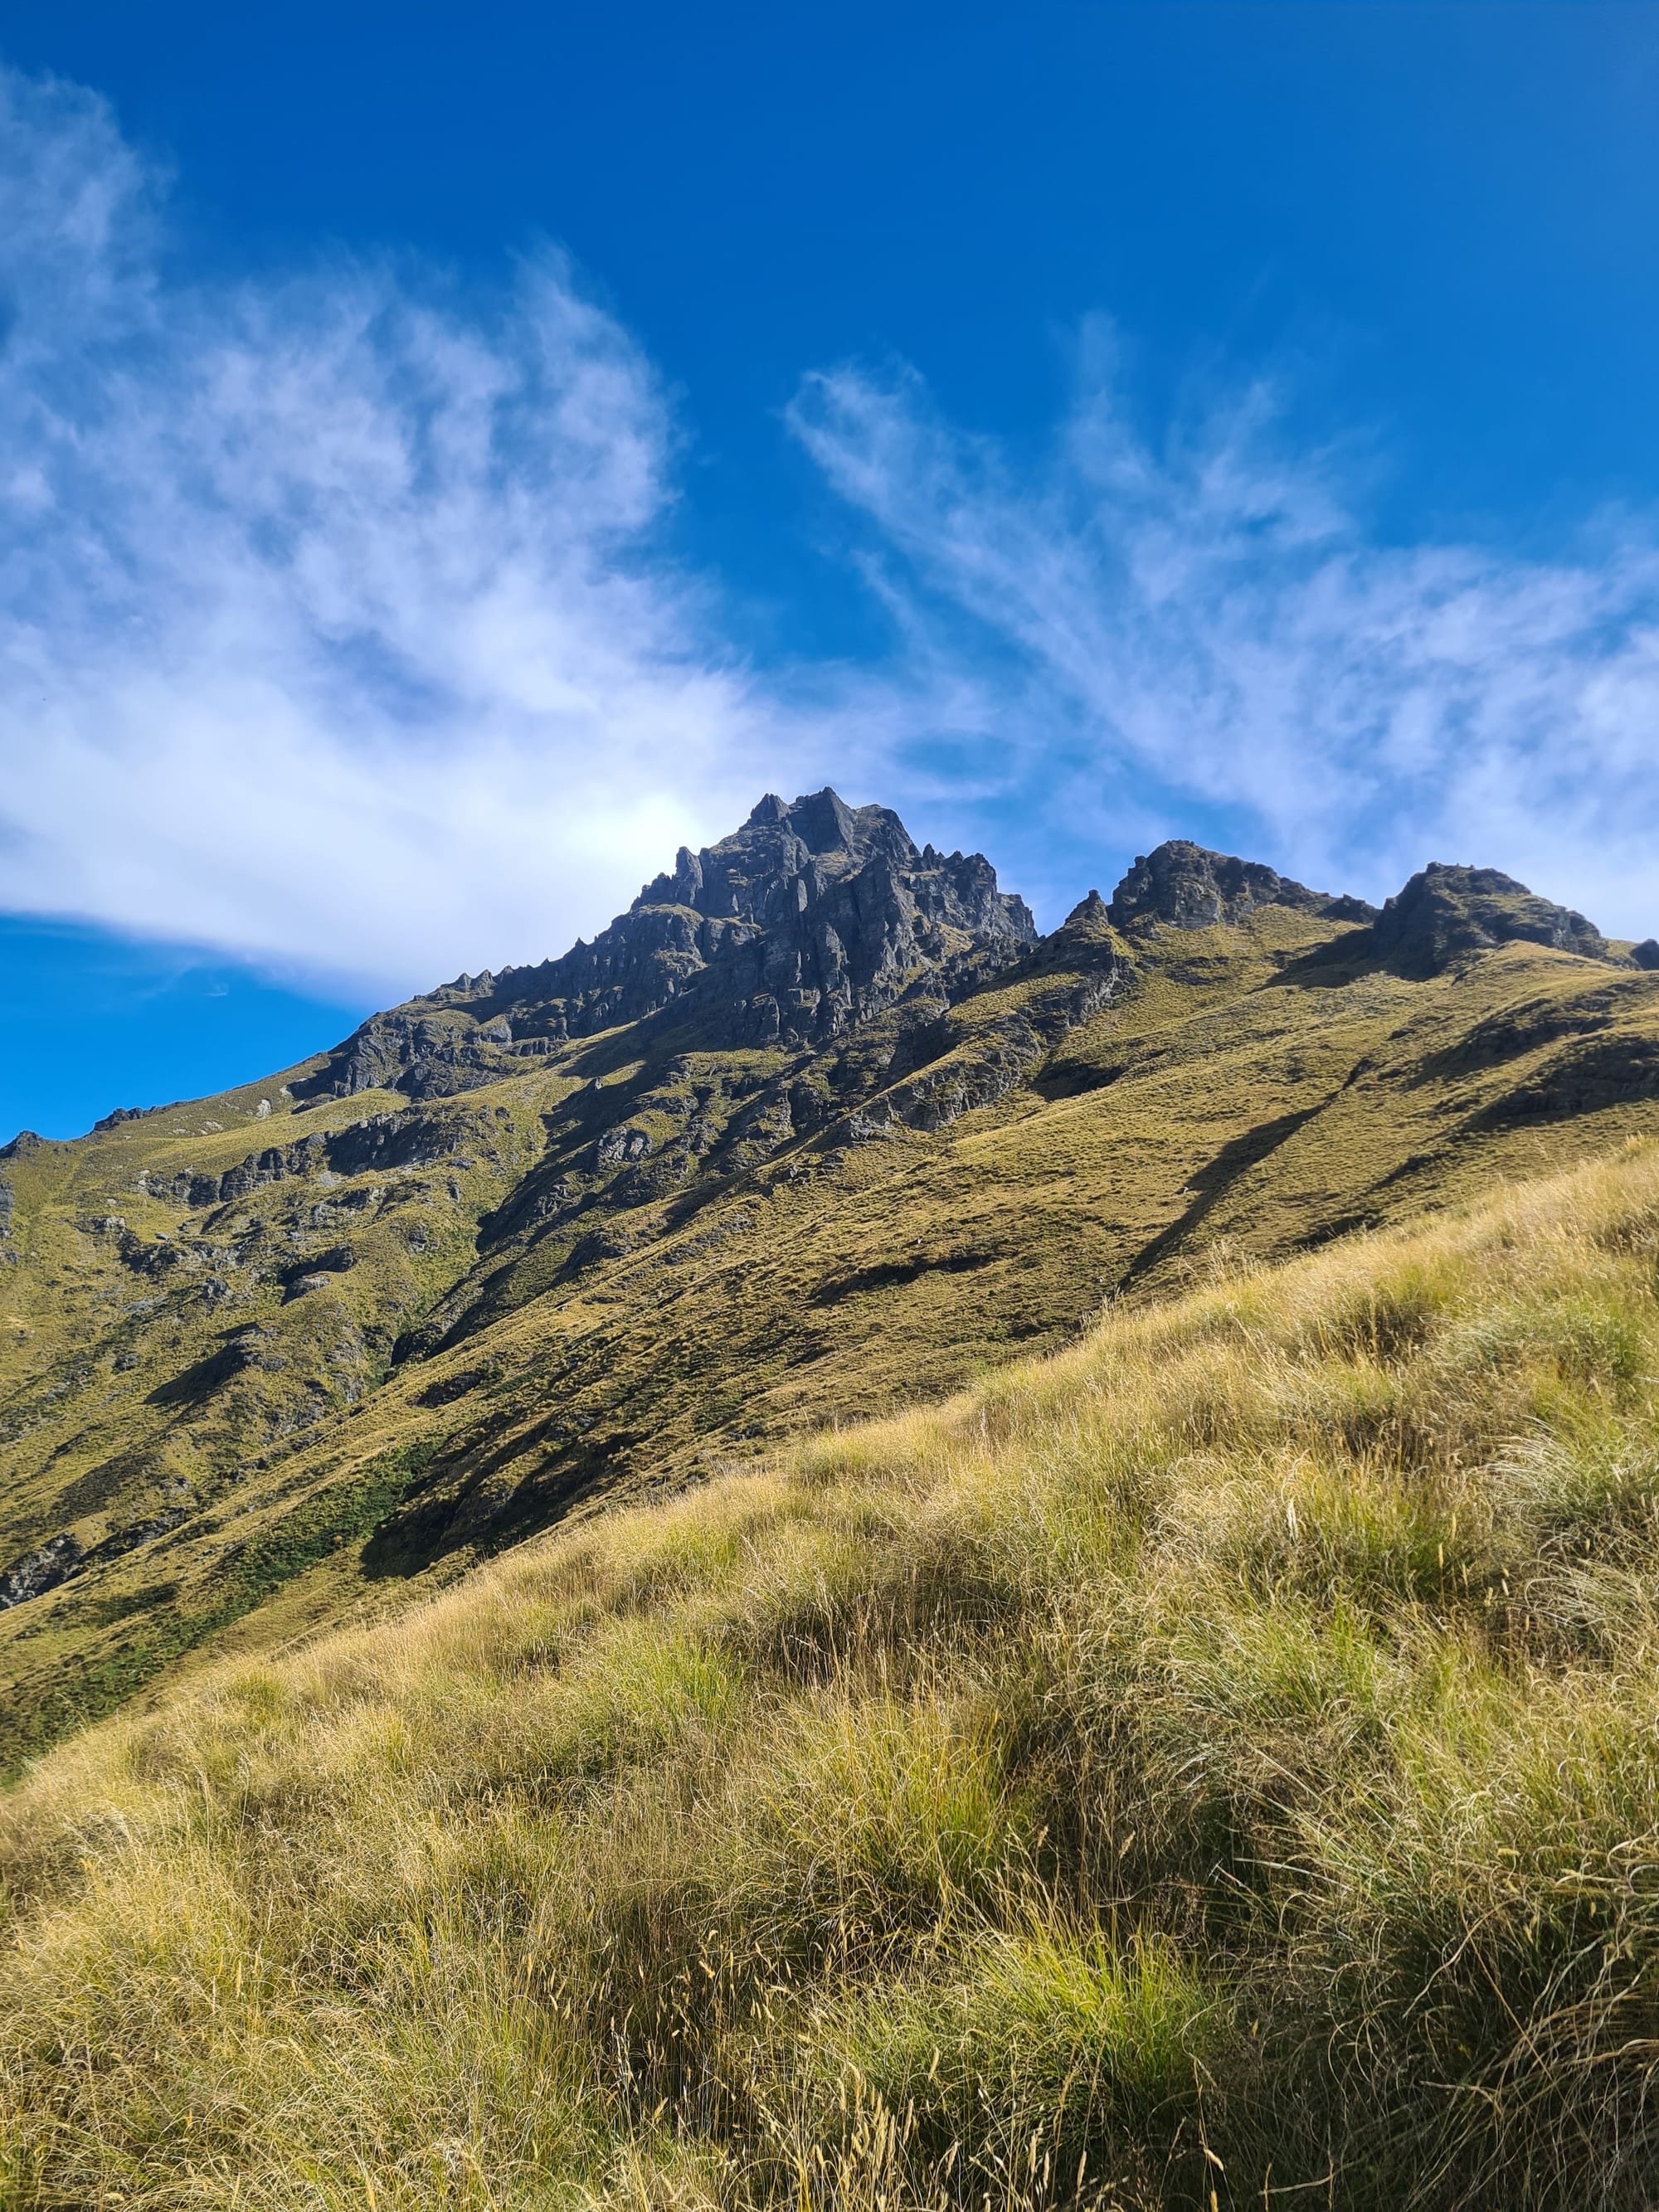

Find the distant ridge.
xmin=292 ymin=804 xmax=1648 ymax=1113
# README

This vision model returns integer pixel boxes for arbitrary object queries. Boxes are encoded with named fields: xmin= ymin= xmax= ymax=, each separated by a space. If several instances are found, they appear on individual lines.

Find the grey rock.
xmin=295 ymin=789 xmax=1038 ymax=1099
xmin=324 ymin=1113 xmax=469 ymax=1178
xmin=139 ymin=1111 xmax=474 ymax=1214
xmin=1107 ymin=842 xmax=1371 ymax=933
xmin=1371 ymin=863 xmax=1609 ymax=976
xmin=1632 ymin=940 xmax=1659 ymax=972
xmin=0 ymin=1531 xmax=82 ymax=1610
xmin=93 ymin=1106 xmax=158 ymax=1132
xmin=1063 ymin=889 xmax=1109 ymax=928
xmin=280 ymin=1247 xmax=356 ymax=1291
xmin=596 ymin=1125 xmax=654 ymax=1168
xmin=0 ymin=1504 xmax=191 ymax=1612
xmin=569 ymin=1227 xmax=635 ymax=1268
xmin=852 ymin=967 xmax=1125 ymax=1142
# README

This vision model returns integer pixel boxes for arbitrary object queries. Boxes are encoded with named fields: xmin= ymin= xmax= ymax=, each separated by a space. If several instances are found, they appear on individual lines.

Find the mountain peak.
xmin=738 ymin=785 xmax=862 ymax=848
xmin=1107 ymin=839 xmax=1374 ymax=934
xmin=299 ymin=790 xmax=1035 ymax=1101
xmin=630 ymin=787 xmax=914 ymax=926
xmin=1372 ymin=862 xmax=1608 ymax=975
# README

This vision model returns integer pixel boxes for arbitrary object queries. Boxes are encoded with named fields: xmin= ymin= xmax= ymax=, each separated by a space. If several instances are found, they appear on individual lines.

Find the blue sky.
xmin=3 ymin=2 xmax=1659 ymax=1138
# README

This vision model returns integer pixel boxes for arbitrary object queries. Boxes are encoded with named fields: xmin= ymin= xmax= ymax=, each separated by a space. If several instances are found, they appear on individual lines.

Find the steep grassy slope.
xmin=5 ymin=1140 xmax=1659 ymax=2207
xmin=2 ymin=809 xmax=1658 ymax=1771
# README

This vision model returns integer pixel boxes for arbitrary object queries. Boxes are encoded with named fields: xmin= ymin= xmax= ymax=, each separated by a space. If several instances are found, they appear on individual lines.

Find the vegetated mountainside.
xmin=2 ymin=790 xmax=1657 ymax=1772
xmin=7 ymin=1140 xmax=1659 ymax=2209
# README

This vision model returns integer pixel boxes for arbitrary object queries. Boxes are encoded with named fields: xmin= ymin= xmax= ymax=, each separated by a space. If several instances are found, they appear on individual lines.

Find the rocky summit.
xmin=2 ymin=791 xmax=1658 ymax=1768
xmin=1370 ymin=859 xmax=1611 ymax=973
xmin=299 ymin=790 xmax=1036 ymax=1101
xmin=1106 ymin=839 xmax=1377 ymax=933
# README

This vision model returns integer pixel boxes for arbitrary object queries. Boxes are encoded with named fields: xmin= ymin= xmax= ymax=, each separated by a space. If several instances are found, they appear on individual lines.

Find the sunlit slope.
xmin=2 ymin=885 xmax=1659 ymax=1770
xmin=6 ymin=1140 xmax=1659 ymax=2206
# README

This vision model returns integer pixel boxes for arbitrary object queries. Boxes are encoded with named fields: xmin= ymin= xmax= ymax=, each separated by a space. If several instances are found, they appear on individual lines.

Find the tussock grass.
xmin=7 ymin=1143 xmax=1659 ymax=2206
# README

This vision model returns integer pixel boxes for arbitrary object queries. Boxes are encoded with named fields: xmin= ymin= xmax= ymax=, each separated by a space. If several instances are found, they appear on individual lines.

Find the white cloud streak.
xmin=0 ymin=67 xmax=815 ymax=992
xmin=787 ymin=348 xmax=1659 ymax=936
xmin=3 ymin=66 xmax=1657 ymax=993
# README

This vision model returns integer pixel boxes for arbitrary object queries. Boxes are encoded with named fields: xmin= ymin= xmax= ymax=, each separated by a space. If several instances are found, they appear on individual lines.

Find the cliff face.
xmin=2 ymin=801 xmax=1658 ymax=1772
xmin=300 ymin=790 xmax=1038 ymax=1101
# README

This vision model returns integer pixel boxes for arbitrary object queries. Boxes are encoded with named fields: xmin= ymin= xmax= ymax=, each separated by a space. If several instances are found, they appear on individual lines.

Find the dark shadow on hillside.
xmin=1261 ymin=935 xmax=1383 ymax=991
xmin=359 ymin=1421 xmax=642 ymax=1579
xmin=1466 ymin=1033 xmax=1659 ymax=1126
xmin=146 ymin=1330 xmax=267 ymax=1407
xmin=1117 ymin=1100 xmax=1332 ymax=1291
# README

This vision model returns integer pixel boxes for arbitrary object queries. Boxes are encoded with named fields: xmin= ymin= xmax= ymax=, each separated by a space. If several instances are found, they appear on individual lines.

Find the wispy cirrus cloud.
xmin=786 ymin=346 xmax=1659 ymax=936
xmin=3 ymin=61 xmax=1658 ymax=994
xmin=0 ymin=66 xmax=829 ymax=993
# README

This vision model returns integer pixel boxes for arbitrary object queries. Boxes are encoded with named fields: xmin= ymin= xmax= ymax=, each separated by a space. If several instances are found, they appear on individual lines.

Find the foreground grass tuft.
xmin=7 ymin=1141 xmax=1659 ymax=2206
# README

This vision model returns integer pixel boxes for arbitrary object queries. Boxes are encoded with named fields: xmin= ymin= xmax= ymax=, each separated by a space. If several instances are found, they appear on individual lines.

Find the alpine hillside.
xmin=2 ymin=790 xmax=1658 ymax=1769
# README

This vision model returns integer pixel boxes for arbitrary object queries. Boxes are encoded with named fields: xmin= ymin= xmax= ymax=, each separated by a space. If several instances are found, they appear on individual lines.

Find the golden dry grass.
xmin=7 ymin=1140 xmax=1659 ymax=2207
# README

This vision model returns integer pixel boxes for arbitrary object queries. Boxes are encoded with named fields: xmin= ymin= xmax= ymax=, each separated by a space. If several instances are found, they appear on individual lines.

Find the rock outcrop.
xmin=1370 ymin=863 xmax=1609 ymax=976
xmin=1104 ymin=848 xmax=1633 ymax=980
xmin=133 ymin=1109 xmax=482 ymax=1215
xmin=299 ymin=790 xmax=1037 ymax=1100
xmin=0 ymin=1531 xmax=80 ymax=1610
xmin=1107 ymin=842 xmax=1374 ymax=934
xmin=93 ymin=1106 xmax=164 ymax=1133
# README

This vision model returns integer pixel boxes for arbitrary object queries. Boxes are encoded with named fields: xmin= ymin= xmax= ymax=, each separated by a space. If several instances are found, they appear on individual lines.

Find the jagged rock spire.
xmin=300 ymin=790 xmax=1037 ymax=1100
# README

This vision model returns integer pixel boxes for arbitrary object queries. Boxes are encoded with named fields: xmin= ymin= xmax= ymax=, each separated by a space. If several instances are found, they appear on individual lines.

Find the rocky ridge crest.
xmin=1107 ymin=841 xmax=1376 ymax=934
xmin=1101 ymin=843 xmax=1636 ymax=982
xmin=284 ymin=819 xmax=1649 ymax=1112
xmin=300 ymin=790 xmax=1037 ymax=1102
xmin=1370 ymin=863 xmax=1611 ymax=975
